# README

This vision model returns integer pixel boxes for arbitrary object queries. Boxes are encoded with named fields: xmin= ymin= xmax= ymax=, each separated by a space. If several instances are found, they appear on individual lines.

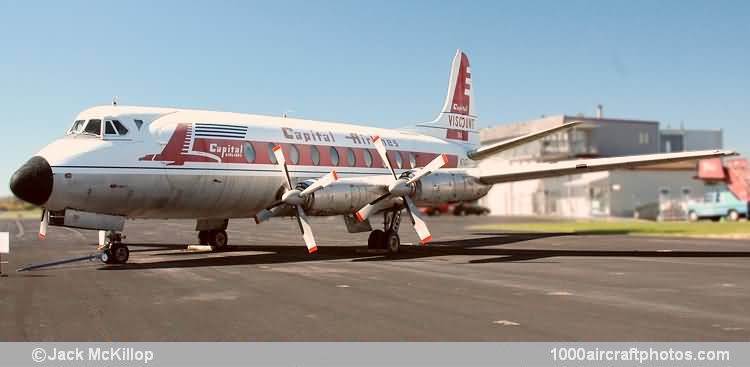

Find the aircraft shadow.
xmin=99 ymin=233 xmax=750 ymax=270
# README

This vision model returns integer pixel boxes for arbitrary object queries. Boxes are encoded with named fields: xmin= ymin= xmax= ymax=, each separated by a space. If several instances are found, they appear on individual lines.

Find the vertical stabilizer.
xmin=411 ymin=49 xmax=479 ymax=147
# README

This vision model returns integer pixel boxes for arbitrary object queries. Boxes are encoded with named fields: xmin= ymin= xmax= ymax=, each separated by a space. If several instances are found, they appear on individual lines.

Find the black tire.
xmin=688 ymin=211 xmax=699 ymax=222
xmin=198 ymin=230 xmax=210 ymax=246
xmin=368 ymin=230 xmax=385 ymax=250
xmin=209 ymin=230 xmax=229 ymax=249
xmin=102 ymin=242 xmax=129 ymax=264
xmin=728 ymin=210 xmax=740 ymax=221
xmin=384 ymin=230 xmax=400 ymax=254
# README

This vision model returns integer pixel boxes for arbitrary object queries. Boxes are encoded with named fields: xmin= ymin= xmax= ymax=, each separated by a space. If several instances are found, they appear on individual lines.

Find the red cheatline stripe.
xmin=419 ymin=235 xmax=432 ymax=245
xmin=308 ymin=246 xmax=318 ymax=254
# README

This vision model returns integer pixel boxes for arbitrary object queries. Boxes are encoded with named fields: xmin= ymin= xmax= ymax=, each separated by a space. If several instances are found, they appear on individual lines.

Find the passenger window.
xmin=84 ymin=119 xmax=102 ymax=136
xmin=363 ymin=150 xmax=373 ymax=167
xmin=329 ymin=147 xmax=340 ymax=166
xmin=244 ymin=142 xmax=256 ymax=163
xmin=268 ymin=143 xmax=277 ymax=164
xmin=394 ymin=152 xmax=403 ymax=169
xmin=105 ymin=121 xmax=117 ymax=135
xmin=134 ymin=119 xmax=144 ymax=130
xmin=289 ymin=145 xmax=300 ymax=165
xmin=112 ymin=120 xmax=129 ymax=135
xmin=310 ymin=146 xmax=321 ymax=166
xmin=346 ymin=148 xmax=356 ymax=167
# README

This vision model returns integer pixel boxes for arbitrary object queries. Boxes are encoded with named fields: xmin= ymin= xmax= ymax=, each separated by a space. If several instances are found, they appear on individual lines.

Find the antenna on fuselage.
xmin=112 ymin=96 xmax=118 ymax=106
xmin=282 ymin=109 xmax=295 ymax=118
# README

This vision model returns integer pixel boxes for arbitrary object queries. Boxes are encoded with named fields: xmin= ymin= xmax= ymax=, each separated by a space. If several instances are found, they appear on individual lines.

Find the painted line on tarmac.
xmin=14 ymin=219 xmax=24 ymax=238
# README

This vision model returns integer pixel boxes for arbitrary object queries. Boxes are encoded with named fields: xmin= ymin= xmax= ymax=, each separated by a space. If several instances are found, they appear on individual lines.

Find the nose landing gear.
xmin=198 ymin=230 xmax=229 ymax=250
xmin=100 ymin=231 xmax=129 ymax=264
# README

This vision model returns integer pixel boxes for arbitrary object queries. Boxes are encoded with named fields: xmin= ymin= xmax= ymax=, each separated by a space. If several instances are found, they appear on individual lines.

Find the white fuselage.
xmin=38 ymin=106 xmax=479 ymax=219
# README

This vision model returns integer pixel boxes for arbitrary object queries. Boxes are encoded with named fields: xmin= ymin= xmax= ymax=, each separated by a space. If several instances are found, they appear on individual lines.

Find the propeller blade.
xmin=372 ymin=136 xmax=398 ymax=180
xmin=402 ymin=196 xmax=432 ymax=244
xmin=406 ymin=153 xmax=449 ymax=185
xmin=254 ymin=205 xmax=286 ymax=224
xmin=299 ymin=170 xmax=339 ymax=197
xmin=98 ymin=230 xmax=106 ymax=248
xmin=295 ymin=206 xmax=318 ymax=253
xmin=355 ymin=192 xmax=392 ymax=222
xmin=38 ymin=209 xmax=49 ymax=240
xmin=273 ymin=145 xmax=293 ymax=190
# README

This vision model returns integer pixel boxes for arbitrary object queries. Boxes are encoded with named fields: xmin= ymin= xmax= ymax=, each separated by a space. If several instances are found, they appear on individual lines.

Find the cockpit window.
xmin=83 ymin=119 xmax=102 ymax=136
xmin=105 ymin=121 xmax=117 ymax=135
xmin=69 ymin=120 xmax=85 ymax=133
xmin=112 ymin=120 xmax=129 ymax=135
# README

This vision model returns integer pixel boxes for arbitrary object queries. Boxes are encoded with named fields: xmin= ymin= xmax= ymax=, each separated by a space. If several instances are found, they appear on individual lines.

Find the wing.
xmin=467 ymin=120 xmax=582 ymax=160
xmin=475 ymin=149 xmax=736 ymax=185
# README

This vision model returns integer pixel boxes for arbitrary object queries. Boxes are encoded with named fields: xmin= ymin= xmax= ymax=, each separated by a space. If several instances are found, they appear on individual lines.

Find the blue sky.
xmin=1 ymin=0 xmax=748 ymax=196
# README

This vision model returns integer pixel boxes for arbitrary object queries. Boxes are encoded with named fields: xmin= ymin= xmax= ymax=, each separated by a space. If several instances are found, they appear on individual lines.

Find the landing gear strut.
xmin=367 ymin=209 xmax=401 ymax=253
xmin=198 ymin=230 xmax=229 ymax=250
xmin=100 ymin=231 xmax=129 ymax=264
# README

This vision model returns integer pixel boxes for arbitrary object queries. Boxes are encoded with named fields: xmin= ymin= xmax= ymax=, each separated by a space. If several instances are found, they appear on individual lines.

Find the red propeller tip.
xmin=441 ymin=154 xmax=449 ymax=164
xmin=419 ymin=235 xmax=433 ymax=245
xmin=273 ymin=145 xmax=282 ymax=152
xmin=355 ymin=212 xmax=365 ymax=222
xmin=331 ymin=170 xmax=339 ymax=181
xmin=308 ymin=246 xmax=318 ymax=254
xmin=38 ymin=234 xmax=46 ymax=240
xmin=372 ymin=135 xmax=380 ymax=142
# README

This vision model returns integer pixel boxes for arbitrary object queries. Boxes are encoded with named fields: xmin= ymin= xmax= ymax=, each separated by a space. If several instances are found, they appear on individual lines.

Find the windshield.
xmin=68 ymin=119 xmax=103 ymax=137
xmin=68 ymin=120 xmax=85 ymax=134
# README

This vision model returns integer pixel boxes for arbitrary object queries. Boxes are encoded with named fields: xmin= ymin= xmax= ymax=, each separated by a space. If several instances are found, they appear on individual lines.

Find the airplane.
xmin=9 ymin=50 xmax=734 ymax=265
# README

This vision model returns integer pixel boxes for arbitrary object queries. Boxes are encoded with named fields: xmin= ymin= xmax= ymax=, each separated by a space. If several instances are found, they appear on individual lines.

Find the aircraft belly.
xmin=47 ymin=169 xmax=284 ymax=219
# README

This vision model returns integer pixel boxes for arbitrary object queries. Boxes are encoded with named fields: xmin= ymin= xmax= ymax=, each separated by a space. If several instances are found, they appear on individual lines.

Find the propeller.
xmin=355 ymin=136 xmax=448 ymax=244
xmin=254 ymin=145 xmax=338 ymax=253
xmin=38 ymin=209 xmax=49 ymax=240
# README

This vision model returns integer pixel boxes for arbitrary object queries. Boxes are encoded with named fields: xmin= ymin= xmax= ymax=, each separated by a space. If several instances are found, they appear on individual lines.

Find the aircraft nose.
xmin=9 ymin=156 xmax=53 ymax=206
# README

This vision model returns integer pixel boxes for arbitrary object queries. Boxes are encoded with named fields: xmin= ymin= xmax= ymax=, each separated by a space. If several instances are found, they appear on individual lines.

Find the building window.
xmin=310 ymin=146 xmax=320 ymax=166
xmin=330 ymin=147 xmax=340 ymax=166
xmin=639 ymin=132 xmax=650 ymax=144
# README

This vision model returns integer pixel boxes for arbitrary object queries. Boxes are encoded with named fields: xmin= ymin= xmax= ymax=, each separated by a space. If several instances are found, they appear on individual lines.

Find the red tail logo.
xmin=450 ymin=52 xmax=471 ymax=115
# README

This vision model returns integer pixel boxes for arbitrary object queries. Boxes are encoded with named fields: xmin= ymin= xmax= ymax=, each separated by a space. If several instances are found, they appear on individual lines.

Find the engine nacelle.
xmin=305 ymin=181 xmax=396 ymax=216
xmin=414 ymin=172 xmax=490 ymax=205
xmin=49 ymin=208 xmax=126 ymax=231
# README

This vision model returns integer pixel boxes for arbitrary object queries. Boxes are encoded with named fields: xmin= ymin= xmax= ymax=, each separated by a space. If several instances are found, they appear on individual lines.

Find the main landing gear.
xmin=198 ymin=230 xmax=229 ymax=250
xmin=100 ymin=231 xmax=129 ymax=264
xmin=367 ymin=209 xmax=402 ymax=254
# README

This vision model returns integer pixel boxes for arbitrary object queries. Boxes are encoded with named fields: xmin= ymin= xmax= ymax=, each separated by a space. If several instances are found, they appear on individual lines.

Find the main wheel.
xmin=209 ymin=230 xmax=229 ymax=250
xmin=368 ymin=230 xmax=385 ymax=250
xmin=102 ymin=242 xmax=129 ymax=264
xmin=728 ymin=210 xmax=740 ymax=221
xmin=384 ymin=230 xmax=400 ymax=254
xmin=198 ymin=230 xmax=210 ymax=245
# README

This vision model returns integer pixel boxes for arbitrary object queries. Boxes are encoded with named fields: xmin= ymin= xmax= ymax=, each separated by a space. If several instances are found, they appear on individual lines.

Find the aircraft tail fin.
xmin=411 ymin=49 xmax=479 ymax=146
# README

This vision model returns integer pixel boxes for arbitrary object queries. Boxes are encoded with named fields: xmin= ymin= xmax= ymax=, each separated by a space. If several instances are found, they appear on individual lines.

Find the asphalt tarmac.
xmin=1 ymin=216 xmax=749 ymax=341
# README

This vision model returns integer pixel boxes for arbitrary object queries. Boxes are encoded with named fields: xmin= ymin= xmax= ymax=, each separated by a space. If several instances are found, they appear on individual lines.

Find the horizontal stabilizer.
xmin=476 ymin=149 xmax=736 ymax=185
xmin=467 ymin=121 xmax=582 ymax=160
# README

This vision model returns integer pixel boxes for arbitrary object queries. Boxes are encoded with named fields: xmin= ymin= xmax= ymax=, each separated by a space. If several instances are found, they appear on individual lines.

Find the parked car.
xmin=453 ymin=202 xmax=490 ymax=216
xmin=419 ymin=203 xmax=452 ymax=216
xmin=687 ymin=191 xmax=748 ymax=221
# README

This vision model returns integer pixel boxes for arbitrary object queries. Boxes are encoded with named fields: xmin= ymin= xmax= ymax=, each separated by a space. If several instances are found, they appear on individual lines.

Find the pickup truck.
xmin=687 ymin=191 xmax=748 ymax=221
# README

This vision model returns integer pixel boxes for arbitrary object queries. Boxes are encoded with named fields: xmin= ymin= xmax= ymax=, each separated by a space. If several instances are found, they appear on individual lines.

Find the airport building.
xmin=479 ymin=107 xmax=725 ymax=219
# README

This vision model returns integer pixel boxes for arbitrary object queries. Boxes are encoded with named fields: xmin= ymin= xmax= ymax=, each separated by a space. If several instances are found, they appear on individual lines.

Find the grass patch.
xmin=471 ymin=220 xmax=750 ymax=238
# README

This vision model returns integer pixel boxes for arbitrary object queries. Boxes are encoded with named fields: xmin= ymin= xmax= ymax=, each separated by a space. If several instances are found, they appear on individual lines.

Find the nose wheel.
xmin=100 ymin=232 xmax=129 ymax=264
xmin=198 ymin=230 xmax=229 ymax=251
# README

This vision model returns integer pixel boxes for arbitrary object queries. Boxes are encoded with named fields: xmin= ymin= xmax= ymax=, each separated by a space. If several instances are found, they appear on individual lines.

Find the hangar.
xmin=479 ymin=106 xmax=726 ymax=219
